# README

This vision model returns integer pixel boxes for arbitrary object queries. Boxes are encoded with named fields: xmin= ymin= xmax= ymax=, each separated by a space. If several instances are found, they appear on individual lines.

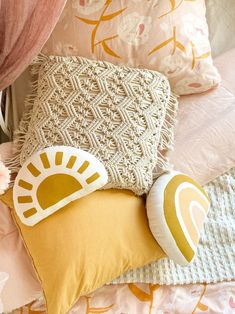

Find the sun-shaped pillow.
xmin=13 ymin=146 xmax=108 ymax=226
xmin=146 ymin=171 xmax=210 ymax=266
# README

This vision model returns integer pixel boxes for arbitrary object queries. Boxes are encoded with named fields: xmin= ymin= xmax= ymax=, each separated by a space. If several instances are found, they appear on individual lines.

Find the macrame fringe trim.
xmin=153 ymin=91 xmax=178 ymax=178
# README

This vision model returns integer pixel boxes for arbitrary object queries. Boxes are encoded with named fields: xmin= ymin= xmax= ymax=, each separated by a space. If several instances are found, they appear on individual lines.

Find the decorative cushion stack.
xmin=1 ymin=1 xmax=218 ymax=312
xmin=2 ymin=54 xmax=178 ymax=313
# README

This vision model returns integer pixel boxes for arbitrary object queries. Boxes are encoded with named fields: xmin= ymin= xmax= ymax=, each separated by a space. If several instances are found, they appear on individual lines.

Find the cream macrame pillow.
xmin=9 ymin=55 xmax=178 ymax=195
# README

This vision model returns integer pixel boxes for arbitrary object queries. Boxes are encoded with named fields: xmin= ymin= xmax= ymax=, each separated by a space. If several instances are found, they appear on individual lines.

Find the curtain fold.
xmin=0 ymin=0 xmax=67 ymax=91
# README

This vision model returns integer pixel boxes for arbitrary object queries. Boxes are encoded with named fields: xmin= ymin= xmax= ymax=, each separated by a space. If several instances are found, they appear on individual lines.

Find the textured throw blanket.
xmin=113 ymin=167 xmax=235 ymax=285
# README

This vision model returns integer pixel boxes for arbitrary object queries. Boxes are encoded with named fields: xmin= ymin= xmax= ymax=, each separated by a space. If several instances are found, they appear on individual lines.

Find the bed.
xmin=0 ymin=48 xmax=233 ymax=313
xmin=0 ymin=1 xmax=235 ymax=313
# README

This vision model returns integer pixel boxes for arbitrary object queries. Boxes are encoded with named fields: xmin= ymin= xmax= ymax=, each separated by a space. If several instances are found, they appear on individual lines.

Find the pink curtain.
xmin=0 ymin=0 xmax=67 ymax=91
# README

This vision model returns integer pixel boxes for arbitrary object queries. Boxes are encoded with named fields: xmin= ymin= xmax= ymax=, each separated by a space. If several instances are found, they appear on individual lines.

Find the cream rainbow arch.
xmin=146 ymin=171 xmax=210 ymax=266
xmin=13 ymin=146 xmax=108 ymax=226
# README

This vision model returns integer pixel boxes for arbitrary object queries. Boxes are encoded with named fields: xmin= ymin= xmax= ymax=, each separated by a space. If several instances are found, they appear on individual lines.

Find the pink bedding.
xmin=11 ymin=282 xmax=235 ymax=314
xmin=169 ymin=48 xmax=235 ymax=185
xmin=0 ymin=200 xmax=41 ymax=312
xmin=1 ymin=49 xmax=235 ymax=312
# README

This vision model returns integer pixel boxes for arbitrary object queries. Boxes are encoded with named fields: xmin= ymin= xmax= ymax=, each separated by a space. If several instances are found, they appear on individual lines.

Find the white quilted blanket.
xmin=113 ymin=167 xmax=235 ymax=285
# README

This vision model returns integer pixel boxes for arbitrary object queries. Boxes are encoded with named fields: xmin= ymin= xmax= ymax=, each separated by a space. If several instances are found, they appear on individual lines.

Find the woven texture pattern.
xmin=11 ymin=55 xmax=177 ymax=195
xmin=113 ymin=166 xmax=235 ymax=284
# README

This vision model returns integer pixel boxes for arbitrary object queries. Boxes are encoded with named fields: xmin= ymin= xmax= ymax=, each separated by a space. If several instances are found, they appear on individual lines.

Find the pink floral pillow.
xmin=42 ymin=0 xmax=221 ymax=95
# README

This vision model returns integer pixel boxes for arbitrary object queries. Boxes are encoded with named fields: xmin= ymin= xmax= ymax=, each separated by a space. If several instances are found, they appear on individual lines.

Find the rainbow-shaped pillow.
xmin=146 ymin=171 xmax=210 ymax=266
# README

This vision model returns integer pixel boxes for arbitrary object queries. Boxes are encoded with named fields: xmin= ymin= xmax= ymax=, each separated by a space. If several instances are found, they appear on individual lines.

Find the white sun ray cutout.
xmin=13 ymin=146 xmax=108 ymax=226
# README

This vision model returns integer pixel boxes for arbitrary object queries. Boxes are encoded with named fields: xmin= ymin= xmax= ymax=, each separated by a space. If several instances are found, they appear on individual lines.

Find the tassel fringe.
xmin=153 ymin=91 xmax=178 ymax=178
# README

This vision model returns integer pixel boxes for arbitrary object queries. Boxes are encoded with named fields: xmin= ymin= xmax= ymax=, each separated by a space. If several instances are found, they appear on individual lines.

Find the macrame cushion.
xmin=10 ymin=55 xmax=178 ymax=195
xmin=146 ymin=171 xmax=210 ymax=266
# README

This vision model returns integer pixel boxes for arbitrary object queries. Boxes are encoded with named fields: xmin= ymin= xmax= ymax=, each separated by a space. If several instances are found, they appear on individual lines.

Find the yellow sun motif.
xmin=13 ymin=146 xmax=108 ymax=226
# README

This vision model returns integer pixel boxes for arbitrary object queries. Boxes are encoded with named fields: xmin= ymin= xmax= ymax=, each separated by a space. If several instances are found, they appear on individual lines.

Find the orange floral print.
xmin=190 ymin=41 xmax=211 ymax=69
xmin=159 ymin=0 xmax=197 ymax=19
xmin=76 ymin=0 xmax=126 ymax=58
xmin=84 ymin=296 xmax=113 ymax=314
xmin=192 ymin=284 xmax=209 ymax=314
xmin=148 ymin=26 xmax=186 ymax=56
xmin=128 ymin=283 xmax=160 ymax=314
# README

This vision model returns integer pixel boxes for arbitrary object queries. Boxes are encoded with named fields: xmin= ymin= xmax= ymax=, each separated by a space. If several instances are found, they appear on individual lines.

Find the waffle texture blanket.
xmin=113 ymin=167 xmax=235 ymax=285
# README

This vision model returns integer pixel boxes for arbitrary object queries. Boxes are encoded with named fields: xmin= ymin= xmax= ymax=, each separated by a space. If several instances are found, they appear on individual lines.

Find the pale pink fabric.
xmin=11 ymin=282 xmax=235 ymax=314
xmin=0 ymin=142 xmax=13 ymax=161
xmin=0 ymin=201 xmax=41 ymax=312
xmin=169 ymin=49 xmax=235 ymax=185
xmin=42 ymin=0 xmax=220 ymax=95
xmin=0 ymin=143 xmax=41 ymax=312
xmin=68 ymin=282 xmax=235 ymax=314
xmin=0 ymin=0 xmax=67 ymax=91
xmin=215 ymin=49 xmax=235 ymax=93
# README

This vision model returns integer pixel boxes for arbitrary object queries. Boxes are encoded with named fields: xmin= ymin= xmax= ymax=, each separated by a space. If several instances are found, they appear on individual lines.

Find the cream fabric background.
xmin=3 ymin=0 xmax=235 ymax=135
xmin=206 ymin=0 xmax=235 ymax=56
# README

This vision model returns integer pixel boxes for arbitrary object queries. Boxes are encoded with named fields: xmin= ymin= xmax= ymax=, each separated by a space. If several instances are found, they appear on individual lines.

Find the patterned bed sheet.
xmin=11 ymin=282 xmax=235 ymax=314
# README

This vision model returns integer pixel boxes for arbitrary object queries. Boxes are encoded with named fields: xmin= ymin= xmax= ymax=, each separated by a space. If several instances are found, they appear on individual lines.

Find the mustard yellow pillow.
xmin=1 ymin=189 xmax=164 ymax=314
